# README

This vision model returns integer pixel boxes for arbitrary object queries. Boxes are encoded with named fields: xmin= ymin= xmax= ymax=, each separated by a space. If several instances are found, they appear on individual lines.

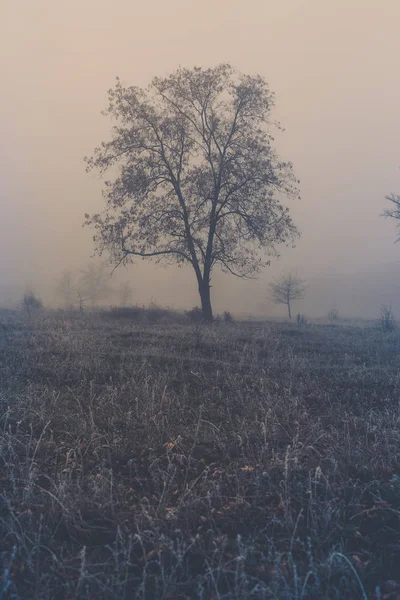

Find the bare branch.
xmin=383 ymin=194 xmax=400 ymax=242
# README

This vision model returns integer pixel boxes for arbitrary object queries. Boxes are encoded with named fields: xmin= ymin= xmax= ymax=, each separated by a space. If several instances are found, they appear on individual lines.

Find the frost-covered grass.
xmin=1 ymin=309 xmax=400 ymax=599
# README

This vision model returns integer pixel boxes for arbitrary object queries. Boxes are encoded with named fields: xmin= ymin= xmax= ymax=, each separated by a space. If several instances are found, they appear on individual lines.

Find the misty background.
xmin=1 ymin=0 xmax=400 ymax=318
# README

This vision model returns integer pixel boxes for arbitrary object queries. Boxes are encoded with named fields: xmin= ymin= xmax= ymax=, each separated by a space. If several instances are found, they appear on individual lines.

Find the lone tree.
xmin=383 ymin=194 xmax=400 ymax=240
xmin=269 ymin=273 xmax=306 ymax=319
xmin=85 ymin=64 xmax=299 ymax=321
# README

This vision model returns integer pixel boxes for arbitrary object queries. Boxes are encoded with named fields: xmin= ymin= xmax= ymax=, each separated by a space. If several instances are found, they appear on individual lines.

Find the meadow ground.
xmin=1 ymin=308 xmax=400 ymax=599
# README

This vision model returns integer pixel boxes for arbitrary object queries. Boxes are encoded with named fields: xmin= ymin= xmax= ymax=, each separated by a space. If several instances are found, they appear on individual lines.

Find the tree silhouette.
xmin=269 ymin=274 xmax=306 ymax=319
xmin=85 ymin=64 xmax=299 ymax=320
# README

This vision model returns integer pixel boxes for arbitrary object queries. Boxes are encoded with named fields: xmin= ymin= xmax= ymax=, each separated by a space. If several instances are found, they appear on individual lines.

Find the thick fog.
xmin=2 ymin=0 xmax=400 ymax=318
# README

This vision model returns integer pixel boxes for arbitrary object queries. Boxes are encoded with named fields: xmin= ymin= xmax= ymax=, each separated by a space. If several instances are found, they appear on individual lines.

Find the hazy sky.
xmin=2 ymin=0 xmax=400 ymax=316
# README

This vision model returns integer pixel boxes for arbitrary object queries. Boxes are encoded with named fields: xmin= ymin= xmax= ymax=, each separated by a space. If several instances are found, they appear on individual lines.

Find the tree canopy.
xmin=85 ymin=64 xmax=299 ymax=319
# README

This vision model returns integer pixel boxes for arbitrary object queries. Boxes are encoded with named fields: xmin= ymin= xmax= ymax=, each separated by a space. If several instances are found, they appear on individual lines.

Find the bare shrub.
xmin=223 ymin=311 xmax=234 ymax=324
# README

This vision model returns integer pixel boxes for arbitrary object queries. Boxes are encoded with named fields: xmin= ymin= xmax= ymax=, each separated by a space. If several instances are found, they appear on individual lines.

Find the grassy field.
xmin=1 ymin=309 xmax=400 ymax=599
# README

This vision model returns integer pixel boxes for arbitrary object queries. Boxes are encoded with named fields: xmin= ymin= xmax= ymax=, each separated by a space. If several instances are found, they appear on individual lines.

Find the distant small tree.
xmin=23 ymin=291 xmax=43 ymax=317
xmin=380 ymin=304 xmax=396 ymax=331
xmin=78 ymin=263 xmax=112 ymax=309
xmin=54 ymin=270 xmax=76 ymax=308
xmin=115 ymin=281 xmax=134 ymax=307
xmin=269 ymin=274 xmax=306 ymax=319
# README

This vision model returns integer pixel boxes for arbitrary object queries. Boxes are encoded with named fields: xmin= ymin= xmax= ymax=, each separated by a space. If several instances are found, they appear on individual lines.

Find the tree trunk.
xmin=287 ymin=302 xmax=292 ymax=320
xmin=199 ymin=280 xmax=213 ymax=322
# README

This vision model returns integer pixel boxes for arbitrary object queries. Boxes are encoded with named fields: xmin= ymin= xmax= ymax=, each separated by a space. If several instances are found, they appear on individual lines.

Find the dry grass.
xmin=1 ymin=309 xmax=400 ymax=599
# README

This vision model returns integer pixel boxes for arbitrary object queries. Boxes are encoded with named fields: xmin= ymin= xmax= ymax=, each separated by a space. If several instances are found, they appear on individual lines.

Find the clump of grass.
xmin=1 ymin=311 xmax=400 ymax=597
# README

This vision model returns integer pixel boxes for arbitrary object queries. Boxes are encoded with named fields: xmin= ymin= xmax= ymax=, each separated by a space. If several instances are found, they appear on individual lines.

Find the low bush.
xmin=223 ymin=310 xmax=234 ymax=323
